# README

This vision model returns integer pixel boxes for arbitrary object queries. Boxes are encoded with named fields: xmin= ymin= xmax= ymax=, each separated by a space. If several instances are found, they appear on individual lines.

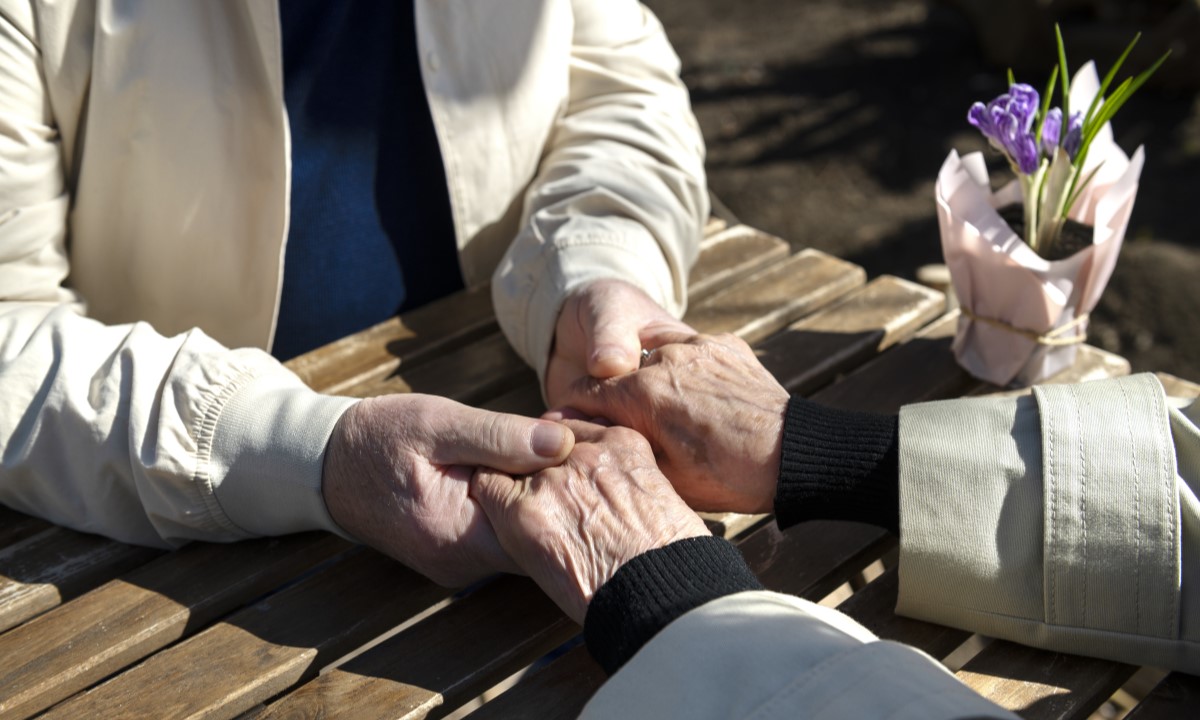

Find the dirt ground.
xmin=646 ymin=0 xmax=1200 ymax=381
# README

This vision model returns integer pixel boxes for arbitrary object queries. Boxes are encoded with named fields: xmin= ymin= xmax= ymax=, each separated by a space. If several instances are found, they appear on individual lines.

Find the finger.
xmin=561 ymin=364 xmax=659 ymax=423
xmin=542 ymin=407 xmax=616 ymax=429
xmin=586 ymin=303 xmax=644 ymax=379
xmin=639 ymin=328 xmax=696 ymax=351
xmin=555 ymin=418 xmax=614 ymax=444
xmin=540 ymin=407 xmax=592 ymax=422
xmin=427 ymin=405 xmax=575 ymax=473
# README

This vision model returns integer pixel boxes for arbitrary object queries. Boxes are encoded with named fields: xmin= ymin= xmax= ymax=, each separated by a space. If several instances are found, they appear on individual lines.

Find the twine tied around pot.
xmin=959 ymin=307 xmax=1090 ymax=347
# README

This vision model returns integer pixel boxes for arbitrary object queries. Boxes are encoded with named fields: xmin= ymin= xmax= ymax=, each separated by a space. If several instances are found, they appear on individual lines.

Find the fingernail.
xmin=592 ymin=347 xmax=627 ymax=366
xmin=531 ymin=423 xmax=567 ymax=457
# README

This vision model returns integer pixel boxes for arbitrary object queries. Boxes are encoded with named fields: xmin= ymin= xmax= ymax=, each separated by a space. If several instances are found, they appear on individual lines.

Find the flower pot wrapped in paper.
xmin=936 ymin=34 xmax=1164 ymax=387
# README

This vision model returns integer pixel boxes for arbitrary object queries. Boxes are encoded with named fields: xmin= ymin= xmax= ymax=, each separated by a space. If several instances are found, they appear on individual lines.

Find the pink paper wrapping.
xmin=935 ymin=62 xmax=1144 ymax=386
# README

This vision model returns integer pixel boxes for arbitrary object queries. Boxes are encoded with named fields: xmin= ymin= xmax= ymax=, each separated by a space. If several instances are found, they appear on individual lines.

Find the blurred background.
xmin=646 ymin=0 xmax=1200 ymax=380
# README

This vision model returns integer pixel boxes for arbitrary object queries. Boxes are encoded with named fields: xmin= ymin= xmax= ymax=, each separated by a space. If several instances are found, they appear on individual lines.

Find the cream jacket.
xmin=0 ymin=1 xmax=706 ymax=546
xmin=586 ymin=374 xmax=1199 ymax=718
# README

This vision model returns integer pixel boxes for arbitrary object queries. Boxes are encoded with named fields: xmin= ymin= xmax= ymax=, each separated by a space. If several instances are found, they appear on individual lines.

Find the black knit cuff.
xmin=584 ymin=536 xmax=763 ymax=676
xmin=775 ymin=395 xmax=900 ymax=535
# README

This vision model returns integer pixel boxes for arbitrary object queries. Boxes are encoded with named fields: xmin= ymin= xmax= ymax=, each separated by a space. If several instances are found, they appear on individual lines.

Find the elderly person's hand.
xmin=322 ymin=394 xmax=575 ymax=587
xmin=545 ymin=279 xmax=694 ymax=408
xmin=553 ymin=333 xmax=789 ymax=515
xmin=470 ymin=419 xmax=710 ymax=624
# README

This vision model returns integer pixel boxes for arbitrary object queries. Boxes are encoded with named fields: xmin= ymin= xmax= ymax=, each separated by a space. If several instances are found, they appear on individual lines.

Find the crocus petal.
xmin=1007 ymin=84 xmax=1040 ymax=132
xmin=1012 ymin=133 xmax=1040 ymax=174
xmin=968 ymin=85 xmax=1043 ymax=174
xmin=1064 ymin=111 xmax=1084 ymax=159
xmin=1042 ymin=108 xmax=1062 ymax=157
xmin=967 ymin=102 xmax=994 ymax=136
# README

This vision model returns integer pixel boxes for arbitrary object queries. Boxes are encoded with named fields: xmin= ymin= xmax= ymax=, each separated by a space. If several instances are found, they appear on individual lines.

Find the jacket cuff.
xmin=207 ymin=365 xmax=358 ymax=539
xmin=493 ymin=222 xmax=680 ymax=386
xmin=584 ymin=536 xmax=762 ymax=675
xmin=897 ymin=374 xmax=1184 ymax=670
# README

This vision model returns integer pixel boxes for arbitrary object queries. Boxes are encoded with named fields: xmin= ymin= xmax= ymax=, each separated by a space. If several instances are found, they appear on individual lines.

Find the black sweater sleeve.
xmin=774 ymin=395 xmax=900 ymax=535
xmin=584 ymin=537 xmax=761 ymax=675
xmin=584 ymin=396 xmax=901 ymax=675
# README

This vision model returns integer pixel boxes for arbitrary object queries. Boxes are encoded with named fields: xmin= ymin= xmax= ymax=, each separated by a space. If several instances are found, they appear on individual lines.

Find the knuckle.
xmin=606 ymin=426 xmax=651 ymax=454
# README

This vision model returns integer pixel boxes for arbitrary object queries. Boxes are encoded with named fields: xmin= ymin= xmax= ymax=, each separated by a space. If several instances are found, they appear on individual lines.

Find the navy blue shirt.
xmin=273 ymin=1 xmax=461 ymax=360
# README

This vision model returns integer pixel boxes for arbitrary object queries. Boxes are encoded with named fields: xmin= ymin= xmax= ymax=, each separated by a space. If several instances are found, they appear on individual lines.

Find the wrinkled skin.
xmin=322 ymin=394 xmax=575 ymax=587
xmin=471 ymin=419 xmax=710 ymax=624
xmin=553 ymin=333 xmax=789 ymax=515
xmin=545 ymin=278 xmax=695 ymax=409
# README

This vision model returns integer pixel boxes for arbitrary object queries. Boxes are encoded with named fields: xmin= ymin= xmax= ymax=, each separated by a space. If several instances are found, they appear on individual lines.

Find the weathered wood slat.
xmin=956 ymin=642 xmax=1135 ymax=720
xmin=0 ymin=529 xmax=160 ymax=634
xmin=258 ymin=576 xmax=577 ymax=720
xmin=688 ymin=226 xmax=790 ymax=300
xmin=349 ymin=333 xmax=534 ymax=403
xmin=743 ymin=521 xmax=893 ymax=602
xmin=0 ymin=534 xmax=348 ymax=720
xmin=286 ymin=284 xmax=499 ymax=396
xmin=702 ymin=216 xmax=727 ymax=237
xmin=686 ymin=249 xmax=865 ymax=346
xmin=0 ymin=507 xmax=50 ymax=550
xmin=809 ymin=311 xmax=974 ymax=413
xmin=1124 ymin=673 xmax=1200 ymax=719
xmin=42 ymin=550 xmax=449 ymax=720
xmin=465 ymin=644 xmax=604 ymax=720
xmin=756 ymin=275 xmax=944 ymax=397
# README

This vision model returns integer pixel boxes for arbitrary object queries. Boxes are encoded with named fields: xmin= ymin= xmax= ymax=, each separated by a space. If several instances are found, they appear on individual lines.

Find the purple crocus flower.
xmin=1041 ymin=108 xmax=1084 ymax=160
xmin=968 ymin=84 xmax=1042 ymax=174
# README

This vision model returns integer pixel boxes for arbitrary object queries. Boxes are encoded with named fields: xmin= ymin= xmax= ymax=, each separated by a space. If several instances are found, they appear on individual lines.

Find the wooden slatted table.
xmin=1 ymin=222 xmax=1195 ymax=720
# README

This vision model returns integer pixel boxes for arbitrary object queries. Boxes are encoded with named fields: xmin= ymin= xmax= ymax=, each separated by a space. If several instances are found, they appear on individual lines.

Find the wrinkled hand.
xmin=545 ymin=279 xmax=694 ymax=408
xmin=322 ymin=394 xmax=574 ymax=587
xmin=554 ymin=334 xmax=788 ymax=515
xmin=470 ymin=420 xmax=710 ymax=624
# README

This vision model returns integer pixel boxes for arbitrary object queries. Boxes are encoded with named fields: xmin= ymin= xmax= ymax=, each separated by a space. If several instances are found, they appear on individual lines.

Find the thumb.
xmin=587 ymin=306 xmax=643 ymax=379
xmin=426 ymin=404 xmax=575 ymax=474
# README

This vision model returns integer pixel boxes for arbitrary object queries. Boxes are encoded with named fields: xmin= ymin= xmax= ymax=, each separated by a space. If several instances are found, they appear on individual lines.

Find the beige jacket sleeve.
xmin=898 ymin=373 xmax=1200 ymax=674
xmin=491 ymin=0 xmax=708 ymax=379
xmin=0 ymin=10 xmax=354 ymax=548
xmin=582 ymin=591 xmax=1016 ymax=719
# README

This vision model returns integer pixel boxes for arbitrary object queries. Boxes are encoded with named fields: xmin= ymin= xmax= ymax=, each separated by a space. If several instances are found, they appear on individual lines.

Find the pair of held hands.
xmin=322 ymin=280 xmax=789 ymax=623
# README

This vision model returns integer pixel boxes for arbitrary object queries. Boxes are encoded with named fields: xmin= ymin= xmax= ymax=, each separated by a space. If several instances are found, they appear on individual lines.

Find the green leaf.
xmin=1073 ymin=78 xmax=1132 ymax=174
xmin=1075 ymin=48 xmax=1170 ymax=170
xmin=1008 ymin=68 xmax=1016 ymax=87
xmin=1034 ymin=67 xmax=1059 ymax=146
xmin=1083 ymin=32 xmax=1141 ymax=128
xmin=1056 ymin=24 xmax=1071 ymax=121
